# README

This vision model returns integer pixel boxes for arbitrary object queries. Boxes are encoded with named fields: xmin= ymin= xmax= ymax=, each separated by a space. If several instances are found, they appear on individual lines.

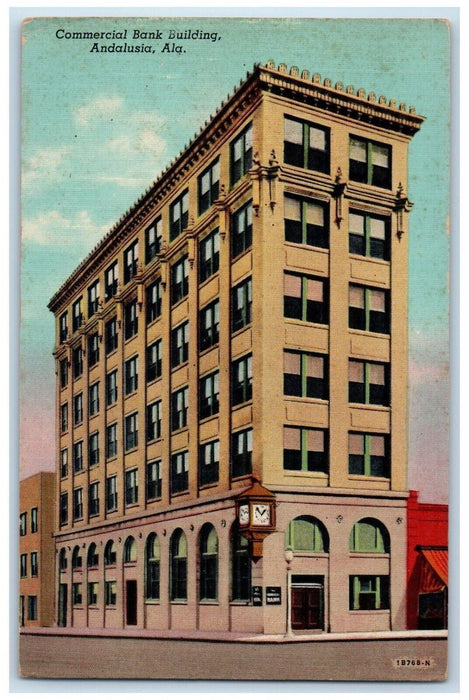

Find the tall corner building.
xmin=48 ymin=61 xmax=423 ymax=634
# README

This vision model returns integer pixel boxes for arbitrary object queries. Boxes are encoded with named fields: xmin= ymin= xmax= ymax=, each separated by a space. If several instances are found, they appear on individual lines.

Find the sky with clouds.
xmin=19 ymin=15 xmax=450 ymax=502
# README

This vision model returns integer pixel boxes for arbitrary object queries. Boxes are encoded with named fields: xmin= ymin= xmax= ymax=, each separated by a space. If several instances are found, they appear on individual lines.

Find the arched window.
xmin=170 ymin=529 xmax=187 ymax=601
xmin=124 ymin=536 xmax=137 ymax=563
xmin=87 ymin=543 xmax=98 ymax=568
xmin=349 ymin=518 xmax=389 ymax=553
xmin=72 ymin=545 xmax=82 ymax=569
xmin=286 ymin=516 xmax=329 ymax=552
xmin=104 ymin=540 xmax=116 ymax=566
xmin=59 ymin=548 xmax=67 ymax=571
xmin=145 ymin=533 xmax=160 ymax=600
xmin=199 ymin=524 xmax=218 ymax=601
xmin=231 ymin=524 xmax=251 ymax=601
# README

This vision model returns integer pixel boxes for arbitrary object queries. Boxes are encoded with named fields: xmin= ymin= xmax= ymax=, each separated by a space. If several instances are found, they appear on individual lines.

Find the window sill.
xmin=231 ymin=322 xmax=252 ymax=339
xmin=231 ymin=246 xmax=253 ymax=266
xmin=124 ymin=447 xmax=138 ymax=456
xmin=199 ymin=412 xmax=220 ymax=424
xmin=199 ymin=600 xmax=219 ymax=605
xmin=144 ymin=599 xmax=161 ymax=605
xmin=349 ymin=403 xmax=390 ymax=411
xmin=106 ymin=455 xmax=118 ymax=464
xmin=146 ymin=436 xmax=162 ymax=446
xmin=285 ymin=396 xmax=329 ymax=405
xmin=283 ymin=469 xmax=328 ymax=478
xmin=124 ymin=390 xmax=138 ymax=400
xmin=199 ymin=271 xmax=219 ymax=289
xmin=125 ymin=502 xmax=140 ymax=509
xmin=349 ymin=552 xmax=390 ymax=559
xmin=170 ymin=490 xmax=190 ymax=498
xmin=285 ymin=241 xmax=329 ymax=254
xmin=284 ymin=318 xmax=328 ymax=330
xmin=170 ymin=600 xmax=188 ymax=605
xmin=349 ymin=609 xmax=390 ymax=615
xmin=147 ymin=496 xmax=162 ymax=504
xmin=348 ymin=475 xmax=390 ymax=484
xmin=348 ymin=328 xmax=390 ymax=339
xmin=106 ymin=348 xmax=118 ymax=360
xmin=171 ymin=360 xmax=189 ymax=373
xmin=199 ymin=342 xmax=219 ymax=357
xmin=199 ymin=481 xmax=219 ymax=490
xmin=349 ymin=253 xmax=390 ymax=267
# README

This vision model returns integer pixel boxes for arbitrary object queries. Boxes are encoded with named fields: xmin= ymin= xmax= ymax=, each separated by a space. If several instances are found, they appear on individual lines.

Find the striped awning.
xmin=417 ymin=547 xmax=448 ymax=592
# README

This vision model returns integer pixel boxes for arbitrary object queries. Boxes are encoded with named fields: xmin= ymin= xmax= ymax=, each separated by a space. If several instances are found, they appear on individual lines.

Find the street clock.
xmin=235 ymin=477 xmax=276 ymax=559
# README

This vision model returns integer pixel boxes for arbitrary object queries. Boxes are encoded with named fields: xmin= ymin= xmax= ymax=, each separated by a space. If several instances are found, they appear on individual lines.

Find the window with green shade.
xmin=349 ymin=519 xmax=389 ymax=553
xmin=284 ymin=116 xmax=330 ymax=173
xmin=285 ymin=516 xmax=328 ymax=552
xmin=349 ymin=575 xmax=390 ymax=610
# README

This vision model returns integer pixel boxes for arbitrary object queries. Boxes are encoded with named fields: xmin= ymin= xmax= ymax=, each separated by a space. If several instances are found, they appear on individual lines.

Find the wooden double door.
xmin=291 ymin=576 xmax=324 ymax=631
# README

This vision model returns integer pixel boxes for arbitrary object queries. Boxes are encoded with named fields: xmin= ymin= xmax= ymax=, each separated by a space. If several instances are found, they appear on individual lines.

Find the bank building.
xmin=48 ymin=61 xmax=423 ymax=635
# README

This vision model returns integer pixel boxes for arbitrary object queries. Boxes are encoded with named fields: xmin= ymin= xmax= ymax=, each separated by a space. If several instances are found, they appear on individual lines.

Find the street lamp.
xmin=284 ymin=547 xmax=294 ymax=637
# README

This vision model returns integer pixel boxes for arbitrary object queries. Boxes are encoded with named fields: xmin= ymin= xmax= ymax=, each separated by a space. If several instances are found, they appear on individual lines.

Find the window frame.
xmin=89 ymin=381 xmax=100 ymax=416
xmin=125 ymin=468 xmax=138 ymax=505
xmin=284 ymin=194 xmax=329 ymax=249
xmin=283 ymin=426 xmax=329 ymax=473
xmin=348 ymin=209 xmax=390 ymax=260
xmin=124 ymin=298 xmax=138 ymax=340
xmin=72 ymin=297 xmax=83 ymax=332
xmin=170 ymin=255 xmax=189 ymax=305
xmin=284 ymin=116 xmax=330 ymax=174
xmin=171 ymin=321 xmax=189 ymax=368
xmin=230 ymin=123 xmax=253 ymax=186
xmin=284 ymin=272 xmax=328 ymax=325
xmin=106 ymin=475 xmax=118 ymax=512
xmin=348 ymin=432 xmax=390 ymax=478
xmin=72 ymin=345 xmax=83 ymax=379
xmin=59 ymin=311 xmax=68 ymax=343
xmin=147 ymin=338 xmax=162 ymax=382
xmin=199 ymin=299 xmax=220 ymax=351
xmin=199 ymin=524 xmax=218 ymax=601
xmin=73 ymin=487 xmax=83 ymax=521
xmin=283 ymin=350 xmax=328 ymax=400
xmin=198 ymin=158 xmax=220 ymax=215
xmin=106 ymin=422 xmax=118 ymax=459
xmin=171 ymin=451 xmax=189 ymax=495
xmin=231 ymin=427 xmax=253 ymax=479
xmin=349 ymin=575 xmax=390 ymax=611
xmin=145 ymin=216 xmax=162 ymax=263
xmin=123 ymin=239 xmax=139 ymax=285
xmin=171 ymin=386 xmax=188 ymax=432
xmin=349 ymin=136 xmax=392 ymax=189
xmin=348 ymin=359 xmax=390 ymax=406
xmin=146 ymin=400 xmax=162 ymax=442
xmin=88 ymin=431 xmax=100 ymax=467
xmin=106 ymin=369 xmax=118 ymax=406
xmin=73 ymin=392 xmax=83 ymax=426
xmin=87 ymin=279 xmax=100 ymax=317
xmin=124 ymin=355 xmax=138 ymax=395
xmin=199 ymin=370 xmax=219 ymax=420
xmin=146 ymin=278 xmax=162 ymax=324
xmin=105 ymin=316 xmax=118 ymax=354
xmin=349 ymin=284 xmax=389 ymax=335
xmin=169 ymin=189 xmax=189 ymax=241
xmin=146 ymin=460 xmax=162 ymax=501
xmin=231 ymin=354 xmax=253 ymax=407
xmin=231 ymin=201 xmax=253 ymax=259
xmin=73 ymin=440 xmax=83 ymax=473
xmin=105 ymin=260 xmax=119 ymax=301
xmin=231 ymin=277 xmax=252 ymax=333
xmin=199 ymin=229 xmax=220 ymax=283
xmin=124 ymin=412 xmax=139 ymax=452
xmin=88 ymin=481 xmax=99 ymax=517
xmin=199 ymin=439 xmax=220 ymax=486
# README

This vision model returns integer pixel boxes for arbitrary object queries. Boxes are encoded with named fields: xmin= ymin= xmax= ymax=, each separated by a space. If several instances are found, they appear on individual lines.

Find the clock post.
xmin=235 ymin=476 xmax=276 ymax=560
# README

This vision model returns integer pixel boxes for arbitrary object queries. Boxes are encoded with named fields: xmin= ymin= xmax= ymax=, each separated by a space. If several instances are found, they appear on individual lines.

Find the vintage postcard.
xmin=18 ymin=14 xmax=450 ymax=683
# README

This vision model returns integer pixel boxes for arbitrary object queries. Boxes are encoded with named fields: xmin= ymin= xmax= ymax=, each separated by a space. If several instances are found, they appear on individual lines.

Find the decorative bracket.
xmin=394 ymin=182 xmax=413 ymax=240
xmin=333 ymin=167 xmax=347 ymax=227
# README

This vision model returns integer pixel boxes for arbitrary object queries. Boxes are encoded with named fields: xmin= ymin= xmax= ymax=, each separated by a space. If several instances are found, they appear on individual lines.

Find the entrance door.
xmin=126 ymin=580 xmax=137 ymax=626
xmin=58 ymin=583 xmax=67 ymax=627
xmin=291 ymin=581 xmax=324 ymax=630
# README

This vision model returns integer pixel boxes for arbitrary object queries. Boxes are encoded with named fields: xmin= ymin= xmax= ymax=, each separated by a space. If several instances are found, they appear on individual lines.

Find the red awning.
xmin=418 ymin=548 xmax=448 ymax=593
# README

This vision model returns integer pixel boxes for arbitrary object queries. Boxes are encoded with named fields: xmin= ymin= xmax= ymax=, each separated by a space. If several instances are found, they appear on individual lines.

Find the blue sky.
xmin=20 ymin=16 xmax=450 ymax=501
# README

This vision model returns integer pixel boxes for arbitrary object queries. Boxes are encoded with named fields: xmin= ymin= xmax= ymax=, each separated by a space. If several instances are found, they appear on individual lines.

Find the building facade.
xmin=19 ymin=472 xmax=55 ymax=627
xmin=48 ymin=61 xmax=423 ymax=634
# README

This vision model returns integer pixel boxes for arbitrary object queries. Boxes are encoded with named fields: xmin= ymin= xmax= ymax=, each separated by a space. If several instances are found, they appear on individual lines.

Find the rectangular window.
xmin=198 ymin=158 xmax=220 ymax=214
xmin=125 ymin=468 xmax=138 ymax=505
xmin=20 ymin=553 xmax=27 ymax=577
xmin=60 ymin=358 xmax=68 ymax=388
xmin=106 ymin=369 xmax=118 ymax=406
xmin=60 ymin=403 xmax=68 ymax=433
xmin=199 ymin=299 xmax=219 ymax=351
xmin=231 ymin=354 xmax=252 ymax=406
xmin=89 ymin=381 xmax=100 ymax=416
xmin=349 ymin=575 xmax=390 ymax=611
xmin=199 ymin=439 xmax=220 ymax=486
xmin=60 ymin=493 xmax=68 ymax=525
xmin=72 ymin=583 xmax=82 ymax=606
xmin=171 ymin=386 xmax=188 ymax=432
xmin=349 ymin=360 xmax=389 ymax=405
xmin=147 ymin=400 xmax=162 ymax=442
xmin=73 ymin=393 xmax=83 ymax=425
xmin=349 ymin=210 xmax=390 ymax=260
xmin=89 ymin=431 xmax=99 ymax=467
xmin=89 ymin=482 xmax=99 ymax=516
xmin=284 ymin=195 xmax=329 ymax=248
xmin=125 ymin=356 xmax=138 ymax=395
xmin=146 ymin=279 xmax=162 ymax=323
xmin=147 ymin=339 xmax=162 ymax=382
xmin=105 ymin=581 xmax=117 ymax=607
xmin=72 ymin=298 xmax=83 ymax=332
xmin=73 ymin=487 xmax=83 ymax=520
xmin=349 ymin=136 xmax=391 ymax=189
xmin=124 ymin=239 xmax=139 ymax=284
xmin=73 ymin=441 xmax=83 ymax=473
xmin=105 ymin=316 xmax=118 ymax=354
xmin=88 ymin=582 xmax=98 ymax=606
xmin=199 ymin=371 xmax=219 ymax=420
xmin=106 ymin=423 xmax=118 ymax=459
xmin=72 ymin=345 xmax=83 ymax=378
xmin=59 ymin=312 xmax=68 ymax=342
xmin=284 ymin=116 xmax=330 ymax=173
xmin=125 ymin=413 xmax=138 ymax=451
xmin=60 ymin=448 xmax=68 ymax=478
xmin=30 ymin=552 xmax=38 ymax=577
xmin=349 ymin=284 xmax=389 ymax=334
xmin=231 ymin=428 xmax=253 ymax=478
xmin=231 ymin=277 xmax=252 ymax=333
xmin=284 ymin=273 xmax=328 ymax=325
xmin=146 ymin=460 xmax=162 ymax=500
xmin=19 ymin=512 xmax=27 ymax=536
xmin=171 ymin=321 xmax=189 ymax=368
xmin=230 ymin=124 xmax=252 ymax=185
xmin=348 ymin=432 xmax=389 ymax=478
xmin=105 ymin=260 xmax=119 ymax=300
xmin=283 ymin=351 xmax=328 ymax=400
xmin=199 ymin=229 xmax=220 ymax=283
xmin=124 ymin=299 xmax=138 ymax=340
xmin=231 ymin=201 xmax=253 ymax=259
xmin=171 ymin=255 xmax=189 ymax=304
xmin=283 ymin=427 xmax=328 ymax=473
xmin=169 ymin=190 xmax=189 ymax=241
xmin=88 ymin=280 xmax=100 ymax=317
xmin=145 ymin=216 xmax=162 ymax=263
xmin=106 ymin=475 xmax=117 ymax=512
xmin=27 ymin=596 xmax=37 ymax=621
xmin=171 ymin=451 xmax=189 ymax=494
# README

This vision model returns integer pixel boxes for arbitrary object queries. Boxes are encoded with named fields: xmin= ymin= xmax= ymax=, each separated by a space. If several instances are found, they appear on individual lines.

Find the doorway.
xmin=58 ymin=583 xmax=67 ymax=627
xmin=126 ymin=580 xmax=137 ymax=626
xmin=291 ymin=575 xmax=324 ymax=630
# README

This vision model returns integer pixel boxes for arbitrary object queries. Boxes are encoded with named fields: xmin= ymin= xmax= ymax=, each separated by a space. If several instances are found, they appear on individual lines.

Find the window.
xmin=284 ymin=195 xmax=329 ymax=248
xmin=124 ymin=536 xmax=137 ymax=563
xmin=146 ymin=279 xmax=162 ymax=323
xmin=106 ymin=475 xmax=117 ymax=512
xmin=60 ymin=358 xmax=68 ymax=388
xmin=198 ymin=158 xmax=220 ymax=214
xmin=124 ymin=299 xmax=138 ymax=340
xmin=231 ymin=525 xmax=251 ymax=601
xmin=105 ymin=581 xmax=117 ymax=607
xmin=286 ymin=516 xmax=328 ymax=552
xmin=104 ymin=540 xmax=116 ymax=566
xmin=72 ymin=297 xmax=83 ymax=332
xmin=169 ymin=190 xmax=189 ymax=242
xmin=231 ymin=428 xmax=253 ymax=478
xmin=89 ymin=432 xmax=99 ymax=466
xmin=284 ymin=351 xmax=328 ymax=400
xmin=89 ymin=482 xmax=99 ymax=517
xmin=73 ymin=393 xmax=83 ymax=426
xmin=199 ymin=229 xmax=220 ymax=283
xmin=199 ymin=299 xmax=219 ymax=351
xmin=171 ymin=255 xmax=189 ymax=304
xmin=145 ymin=216 xmax=162 ymax=263
xmin=348 ymin=432 xmax=389 ymax=478
xmin=231 ymin=201 xmax=252 ymax=259
xmin=20 ymin=554 xmax=27 ymax=577
xmin=199 ymin=440 xmax=220 ymax=486
xmin=349 ymin=136 xmax=391 ymax=189
xmin=170 ymin=529 xmax=187 ymax=600
xmin=146 ymin=460 xmax=162 ymax=500
xmin=125 ymin=468 xmax=138 ymax=505
xmin=199 ymin=371 xmax=219 ymax=420
xmin=106 ymin=369 xmax=118 ymax=406
xmin=124 ymin=239 xmax=139 ymax=284
xmin=73 ymin=441 xmax=83 ymax=473
xmin=73 ymin=487 xmax=83 ymax=520
xmin=87 ymin=543 xmax=99 ymax=568
xmin=59 ymin=548 xmax=67 ymax=570
xmin=59 ymin=312 xmax=68 ymax=342
xmin=284 ymin=116 xmax=329 ymax=173
xmin=125 ymin=413 xmax=138 ymax=451
xmin=31 ymin=552 xmax=38 ymax=577
xmin=105 ymin=260 xmax=119 ymax=300
xmin=60 ymin=403 xmax=68 ymax=432
xmin=72 ymin=345 xmax=83 ymax=378
xmin=230 ymin=124 xmax=252 ymax=185
xmin=349 ymin=285 xmax=389 ymax=334
xmin=231 ymin=354 xmax=252 ymax=406
xmin=105 ymin=316 xmax=118 ymax=354
xmin=147 ymin=401 xmax=162 ymax=442
xmin=27 ymin=596 xmax=37 ymax=621
xmin=60 ymin=448 xmax=68 ymax=478
xmin=60 ymin=493 xmax=68 ymax=525
xmin=171 ymin=387 xmax=188 ymax=432
xmin=231 ymin=277 xmax=252 ymax=332
xmin=72 ymin=583 xmax=82 ymax=606
xmin=88 ymin=280 xmax=100 ymax=317
xmin=171 ymin=322 xmax=189 ymax=368
xmin=19 ymin=512 xmax=26 ymax=536
xmin=171 ymin=451 xmax=189 ymax=494
xmin=349 ymin=360 xmax=389 ymax=405
xmin=349 ymin=575 xmax=390 ymax=611
xmin=147 ymin=339 xmax=162 ymax=382
xmin=146 ymin=533 xmax=160 ymax=599
xmin=106 ymin=423 xmax=118 ymax=459
xmin=199 ymin=524 xmax=218 ymax=601
xmin=284 ymin=273 xmax=328 ymax=325
xmin=72 ymin=545 xmax=82 ymax=569
xmin=89 ymin=381 xmax=100 ymax=416
xmin=88 ymin=582 xmax=98 ymax=606
xmin=349 ymin=519 xmax=389 ymax=553
xmin=125 ymin=356 xmax=138 ymax=395
xmin=283 ymin=427 xmax=328 ymax=473
xmin=349 ymin=210 xmax=390 ymax=260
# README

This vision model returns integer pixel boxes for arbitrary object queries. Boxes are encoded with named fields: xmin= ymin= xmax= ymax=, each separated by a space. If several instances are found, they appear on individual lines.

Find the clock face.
xmin=252 ymin=503 xmax=271 ymax=526
xmin=239 ymin=504 xmax=250 ymax=525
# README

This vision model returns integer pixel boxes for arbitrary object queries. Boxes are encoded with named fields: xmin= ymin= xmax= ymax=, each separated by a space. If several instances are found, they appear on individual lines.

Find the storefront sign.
xmin=266 ymin=586 xmax=282 ymax=605
xmin=252 ymin=585 xmax=263 ymax=606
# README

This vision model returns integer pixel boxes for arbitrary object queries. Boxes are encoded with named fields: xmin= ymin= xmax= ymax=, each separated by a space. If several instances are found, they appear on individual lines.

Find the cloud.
xmin=22 ymin=146 xmax=69 ymax=188
xmin=74 ymin=96 xmax=124 ymax=126
xmin=22 ymin=209 xmax=111 ymax=250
